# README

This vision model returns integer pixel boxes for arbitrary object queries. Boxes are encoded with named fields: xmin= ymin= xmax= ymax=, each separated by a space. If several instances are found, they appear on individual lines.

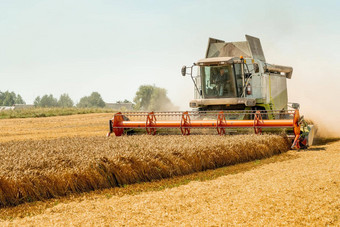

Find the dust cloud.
xmin=151 ymin=94 xmax=180 ymax=112
xmin=287 ymin=56 xmax=340 ymax=138
xmin=158 ymin=100 xmax=180 ymax=112
xmin=299 ymin=100 xmax=340 ymax=138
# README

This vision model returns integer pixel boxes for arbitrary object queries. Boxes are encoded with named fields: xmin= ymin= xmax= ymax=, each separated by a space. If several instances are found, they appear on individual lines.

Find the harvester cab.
xmin=108 ymin=35 xmax=315 ymax=150
xmin=181 ymin=35 xmax=293 ymax=117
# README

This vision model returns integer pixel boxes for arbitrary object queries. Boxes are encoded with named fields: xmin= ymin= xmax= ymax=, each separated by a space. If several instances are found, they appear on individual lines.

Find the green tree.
xmin=0 ymin=91 xmax=26 ymax=106
xmin=133 ymin=85 xmax=153 ymax=110
xmin=2 ymin=92 xmax=15 ymax=106
xmin=133 ymin=85 xmax=175 ymax=111
xmin=34 ymin=94 xmax=58 ymax=107
xmin=15 ymin=94 xmax=26 ymax=104
xmin=0 ymin=91 xmax=4 ymax=105
xmin=77 ymin=92 xmax=105 ymax=108
xmin=58 ymin=93 xmax=74 ymax=107
xmin=34 ymin=96 xmax=41 ymax=107
xmin=88 ymin=92 xmax=105 ymax=107
xmin=77 ymin=96 xmax=90 ymax=108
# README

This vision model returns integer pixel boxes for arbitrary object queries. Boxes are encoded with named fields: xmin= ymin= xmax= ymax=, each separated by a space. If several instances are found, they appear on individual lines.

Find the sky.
xmin=1 ymin=0 xmax=340 ymax=135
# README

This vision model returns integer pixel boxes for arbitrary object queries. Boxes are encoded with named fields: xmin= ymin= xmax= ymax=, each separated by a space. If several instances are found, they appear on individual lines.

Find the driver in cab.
xmin=215 ymin=68 xmax=230 ymax=96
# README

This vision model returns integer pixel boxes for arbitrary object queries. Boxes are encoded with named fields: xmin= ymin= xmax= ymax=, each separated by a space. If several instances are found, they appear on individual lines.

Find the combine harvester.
xmin=108 ymin=35 xmax=314 ymax=149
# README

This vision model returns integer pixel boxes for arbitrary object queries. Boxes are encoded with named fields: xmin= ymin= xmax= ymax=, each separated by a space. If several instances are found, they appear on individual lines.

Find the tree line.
xmin=1 ymin=85 xmax=176 ymax=111
xmin=34 ymin=92 xmax=106 ymax=108
xmin=0 ymin=91 xmax=25 ymax=106
xmin=0 ymin=91 xmax=107 ymax=108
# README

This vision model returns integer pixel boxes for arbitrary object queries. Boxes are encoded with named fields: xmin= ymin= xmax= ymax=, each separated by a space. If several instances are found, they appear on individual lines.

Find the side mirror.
xmin=292 ymin=103 xmax=300 ymax=110
xmin=181 ymin=66 xmax=186 ymax=76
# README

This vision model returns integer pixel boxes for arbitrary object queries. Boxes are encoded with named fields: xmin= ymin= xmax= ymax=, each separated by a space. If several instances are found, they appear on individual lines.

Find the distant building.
xmin=0 ymin=106 xmax=14 ymax=111
xmin=105 ymin=102 xmax=134 ymax=110
xmin=0 ymin=104 xmax=35 ymax=111
xmin=13 ymin=104 xmax=35 ymax=109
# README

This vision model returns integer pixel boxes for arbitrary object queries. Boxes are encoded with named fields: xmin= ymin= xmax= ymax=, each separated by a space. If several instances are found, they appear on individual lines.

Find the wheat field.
xmin=2 ymin=141 xmax=337 ymax=226
xmin=0 ymin=113 xmax=112 ymax=142
xmin=0 ymin=113 xmax=290 ymax=207
xmin=0 ymin=134 xmax=289 ymax=207
xmin=2 ymin=113 xmax=338 ymax=226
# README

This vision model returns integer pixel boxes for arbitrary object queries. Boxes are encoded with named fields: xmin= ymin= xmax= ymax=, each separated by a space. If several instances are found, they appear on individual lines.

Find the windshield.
xmin=200 ymin=64 xmax=242 ymax=98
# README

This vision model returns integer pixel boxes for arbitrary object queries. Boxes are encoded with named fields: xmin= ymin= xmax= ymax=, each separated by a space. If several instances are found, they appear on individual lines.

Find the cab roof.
xmin=196 ymin=57 xmax=238 ymax=66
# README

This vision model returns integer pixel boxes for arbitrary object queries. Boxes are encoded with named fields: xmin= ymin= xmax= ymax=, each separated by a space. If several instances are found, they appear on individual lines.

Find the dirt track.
xmin=1 ymin=141 xmax=339 ymax=226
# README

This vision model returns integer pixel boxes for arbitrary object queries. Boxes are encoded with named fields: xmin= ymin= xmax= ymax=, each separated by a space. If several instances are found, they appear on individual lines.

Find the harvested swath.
xmin=0 ymin=135 xmax=289 ymax=207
